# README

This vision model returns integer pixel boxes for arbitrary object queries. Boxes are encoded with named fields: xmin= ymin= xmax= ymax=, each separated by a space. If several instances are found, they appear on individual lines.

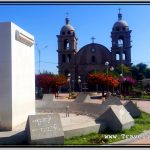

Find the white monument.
xmin=0 ymin=22 xmax=35 ymax=130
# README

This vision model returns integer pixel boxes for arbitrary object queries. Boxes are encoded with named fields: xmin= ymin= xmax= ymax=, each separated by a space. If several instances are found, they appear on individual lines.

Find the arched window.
xmin=64 ymin=39 xmax=70 ymax=50
xmin=65 ymin=70 xmax=69 ymax=77
xmin=116 ymin=27 xmax=120 ymax=31
xmin=91 ymin=56 xmax=96 ymax=63
xmin=116 ymin=53 xmax=120 ymax=60
xmin=62 ymin=54 xmax=66 ymax=63
xmin=122 ymin=53 xmax=126 ymax=60
xmin=67 ymin=54 xmax=71 ymax=63
xmin=118 ymin=39 xmax=123 ymax=47
xmin=62 ymin=31 xmax=65 ymax=35
xmin=122 ymin=27 xmax=125 ymax=31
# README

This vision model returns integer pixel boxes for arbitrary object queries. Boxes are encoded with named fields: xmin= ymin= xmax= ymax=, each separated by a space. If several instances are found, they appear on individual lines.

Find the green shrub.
xmin=131 ymin=89 xmax=142 ymax=98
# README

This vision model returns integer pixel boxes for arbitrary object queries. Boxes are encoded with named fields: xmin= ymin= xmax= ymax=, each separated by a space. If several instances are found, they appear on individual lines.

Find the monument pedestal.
xmin=0 ymin=22 xmax=35 ymax=130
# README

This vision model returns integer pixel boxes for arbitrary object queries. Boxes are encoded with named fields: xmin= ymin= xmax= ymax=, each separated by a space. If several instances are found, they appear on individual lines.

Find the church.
xmin=57 ymin=10 xmax=132 ymax=90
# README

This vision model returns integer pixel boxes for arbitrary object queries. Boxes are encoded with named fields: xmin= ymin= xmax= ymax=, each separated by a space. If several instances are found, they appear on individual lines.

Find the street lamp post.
xmin=110 ymin=66 xmax=114 ymax=93
xmin=67 ymin=73 xmax=71 ymax=98
xmin=78 ymin=76 xmax=81 ymax=92
xmin=110 ymin=66 xmax=114 ymax=72
xmin=72 ymin=80 xmax=74 ymax=92
xmin=36 ymin=44 xmax=48 ymax=74
xmin=121 ymin=46 xmax=124 ymax=78
xmin=105 ymin=61 xmax=114 ymax=92
xmin=105 ymin=61 xmax=109 ymax=92
xmin=120 ymin=73 xmax=123 ymax=94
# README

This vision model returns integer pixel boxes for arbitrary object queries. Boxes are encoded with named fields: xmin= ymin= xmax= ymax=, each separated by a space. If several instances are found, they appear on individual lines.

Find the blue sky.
xmin=0 ymin=4 xmax=150 ymax=74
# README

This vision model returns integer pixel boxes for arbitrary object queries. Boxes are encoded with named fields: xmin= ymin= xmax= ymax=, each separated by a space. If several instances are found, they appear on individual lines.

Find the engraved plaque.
xmin=26 ymin=113 xmax=64 ymax=145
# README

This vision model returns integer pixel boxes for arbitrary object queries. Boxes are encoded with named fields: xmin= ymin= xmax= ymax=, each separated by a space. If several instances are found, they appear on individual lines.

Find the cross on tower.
xmin=118 ymin=8 xmax=122 ymax=20
xmin=91 ymin=36 xmax=96 ymax=43
xmin=65 ymin=12 xmax=70 ymax=24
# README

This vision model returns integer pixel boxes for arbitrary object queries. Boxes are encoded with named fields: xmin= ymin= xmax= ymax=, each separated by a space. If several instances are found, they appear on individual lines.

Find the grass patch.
xmin=64 ymin=132 xmax=109 ymax=145
xmin=127 ymin=94 xmax=150 ymax=100
xmin=142 ymin=95 xmax=150 ymax=100
xmin=64 ymin=111 xmax=150 ymax=145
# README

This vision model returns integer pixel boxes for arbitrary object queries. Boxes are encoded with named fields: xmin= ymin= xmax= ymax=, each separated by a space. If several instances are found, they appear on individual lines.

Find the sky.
xmin=0 ymin=3 xmax=150 ymax=74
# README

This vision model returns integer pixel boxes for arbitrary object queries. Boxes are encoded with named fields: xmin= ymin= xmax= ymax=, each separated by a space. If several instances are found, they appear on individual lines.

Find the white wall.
xmin=0 ymin=22 xmax=35 ymax=130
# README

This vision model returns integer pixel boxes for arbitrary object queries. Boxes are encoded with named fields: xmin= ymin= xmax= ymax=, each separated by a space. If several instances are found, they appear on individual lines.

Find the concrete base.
xmin=0 ymin=130 xmax=27 ymax=145
xmin=0 ymin=122 xmax=27 ymax=144
xmin=64 ymin=124 xmax=104 ymax=139
xmin=61 ymin=115 xmax=106 ymax=139
xmin=0 ymin=113 xmax=107 ymax=145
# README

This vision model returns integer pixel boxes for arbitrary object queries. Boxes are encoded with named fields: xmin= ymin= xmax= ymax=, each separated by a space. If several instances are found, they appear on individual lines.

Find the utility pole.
xmin=36 ymin=44 xmax=48 ymax=74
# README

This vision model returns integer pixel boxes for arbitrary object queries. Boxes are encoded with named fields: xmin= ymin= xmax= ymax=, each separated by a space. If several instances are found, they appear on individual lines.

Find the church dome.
xmin=113 ymin=10 xmax=129 ymax=31
xmin=113 ymin=20 xmax=128 ymax=28
xmin=60 ymin=17 xmax=75 ymax=35
xmin=76 ymin=43 xmax=111 ymax=65
xmin=61 ymin=24 xmax=74 ymax=32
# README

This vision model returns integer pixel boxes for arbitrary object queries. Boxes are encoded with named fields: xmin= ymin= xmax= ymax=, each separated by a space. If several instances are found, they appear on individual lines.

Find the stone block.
xmin=26 ymin=113 xmax=64 ymax=145
xmin=75 ymin=92 xmax=91 ymax=103
xmin=102 ymin=96 xmax=122 ymax=106
xmin=43 ymin=94 xmax=55 ymax=101
xmin=124 ymin=101 xmax=141 ymax=118
xmin=95 ymin=105 xmax=134 ymax=132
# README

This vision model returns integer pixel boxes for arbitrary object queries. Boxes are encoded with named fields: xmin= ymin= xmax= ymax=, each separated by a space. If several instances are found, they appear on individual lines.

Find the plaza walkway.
xmin=54 ymin=93 xmax=150 ymax=113
xmin=54 ymin=93 xmax=150 ymax=145
xmin=39 ymin=93 xmax=150 ymax=145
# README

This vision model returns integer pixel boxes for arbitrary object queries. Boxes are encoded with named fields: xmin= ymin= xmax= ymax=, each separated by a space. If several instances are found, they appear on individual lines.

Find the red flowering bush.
xmin=87 ymin=73 xmax=119 ymax=88
xmin=35 ymin=74 xmax=67 ymax=93
xmin=54 ymin=75 xmax=68 ymax=87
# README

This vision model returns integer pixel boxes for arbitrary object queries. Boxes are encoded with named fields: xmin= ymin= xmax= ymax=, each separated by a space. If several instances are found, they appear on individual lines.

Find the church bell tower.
xmin=57 ymin=17 xmax=77 ymax=82
xmin=111 ymin=9 xmax=132 ymax=67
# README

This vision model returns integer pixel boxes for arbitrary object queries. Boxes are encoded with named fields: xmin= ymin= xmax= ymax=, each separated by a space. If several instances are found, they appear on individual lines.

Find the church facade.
xmin=57 ymin=11 xmax=132 ymax=90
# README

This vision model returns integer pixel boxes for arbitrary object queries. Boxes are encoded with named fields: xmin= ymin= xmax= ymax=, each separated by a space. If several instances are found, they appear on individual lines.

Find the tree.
xmin=136 ymin=63 xmax=147 ymax=73
xmin=131 ymin=63 xmax=148 ymax=80
xmin=53 ymin=75 xmax=68 ymax=97
xmin=87 ymin=72 xmax=119 ymax=96
xmin=35 ymin=74 xmax=67 ymax=94
xmin=35 ymin=74 xmax=54 ymax=93
xmin=115 ymin=64 xmax=132 ymax=76
xmin=145 ymin=68 xmax=150 ymax=78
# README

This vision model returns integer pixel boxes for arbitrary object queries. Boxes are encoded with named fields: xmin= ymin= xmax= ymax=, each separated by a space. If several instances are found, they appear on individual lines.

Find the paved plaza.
xmin=40 ymin=93 xmax=150 ymax=145
xmin=0 ymin=92 xmax=149 ymax=145
xmin=53 ymin=93 xmax=150 ymax=114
